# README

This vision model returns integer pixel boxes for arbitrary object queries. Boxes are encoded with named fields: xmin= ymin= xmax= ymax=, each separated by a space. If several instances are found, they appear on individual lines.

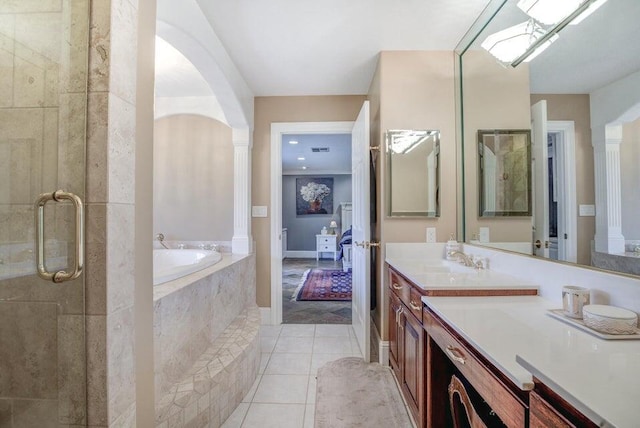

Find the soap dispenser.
xmin=446 ymin=234 xmax=459 ymax=260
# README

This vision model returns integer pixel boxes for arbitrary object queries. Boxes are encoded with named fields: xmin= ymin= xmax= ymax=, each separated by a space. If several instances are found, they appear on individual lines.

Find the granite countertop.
xmin=386 ymin=256 xmax=538 ymax=292
xmin=422 ymin=295 xmax=640 ymax=428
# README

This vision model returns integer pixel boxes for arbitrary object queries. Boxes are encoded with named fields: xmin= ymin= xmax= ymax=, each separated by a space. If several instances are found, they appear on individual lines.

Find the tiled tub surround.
xmin=154 ymin=253 xmax=258 ymax=427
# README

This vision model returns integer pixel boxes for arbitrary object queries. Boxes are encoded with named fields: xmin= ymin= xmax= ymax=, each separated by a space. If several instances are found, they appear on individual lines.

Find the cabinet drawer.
xmin=317 ymin=236 xmax=334 ymax=245
xmin=530 ymin=391 xmax=575 ymax=428
xmin=408 ymin=288 xmax=423 ymax=322
xmin=423 ymin=308 xmax=527 ymax=428
xmin=389 ymin=270 xmax=411 ymax=306
xmin=317 ymin=244 xmax=334 ymax=251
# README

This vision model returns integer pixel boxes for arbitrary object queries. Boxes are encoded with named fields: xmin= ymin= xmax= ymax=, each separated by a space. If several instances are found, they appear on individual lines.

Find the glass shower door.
xmin=0 ymin=1 xmax=89 ymax=426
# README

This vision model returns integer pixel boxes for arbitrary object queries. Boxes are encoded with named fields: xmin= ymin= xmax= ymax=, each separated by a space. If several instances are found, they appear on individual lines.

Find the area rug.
xmin=315 ymin=357 xmax=412 ymax=428
xmin=291 ymin=268 xmax=352 ymax=301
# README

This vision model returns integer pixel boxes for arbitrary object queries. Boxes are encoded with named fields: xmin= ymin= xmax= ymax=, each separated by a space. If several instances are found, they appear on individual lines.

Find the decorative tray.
xmin=547 ymin=309 xmax=640 ymax=340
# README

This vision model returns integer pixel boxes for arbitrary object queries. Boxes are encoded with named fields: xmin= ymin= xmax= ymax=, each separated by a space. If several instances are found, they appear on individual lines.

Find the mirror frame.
xmin=385 ymin=129 xmax=441 ymax=218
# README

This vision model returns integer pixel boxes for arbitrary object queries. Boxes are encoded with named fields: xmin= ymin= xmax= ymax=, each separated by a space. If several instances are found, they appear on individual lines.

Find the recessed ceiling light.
xmin=297 ymin=157 xmax=305 ymax=161
xmin=289 ymin=140 xmax=299 ymax=145
xmin=301 ymin=166 xmax=307 ymax=170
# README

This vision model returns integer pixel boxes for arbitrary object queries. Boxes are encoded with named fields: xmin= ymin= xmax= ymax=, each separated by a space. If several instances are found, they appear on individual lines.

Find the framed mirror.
xmin=456 ymin=0 xmax=640 ymax=276
xmin=478 ymin=129 xmax=531 ymax=217
xmin=386 ymin=129 xmax=440 ymax=217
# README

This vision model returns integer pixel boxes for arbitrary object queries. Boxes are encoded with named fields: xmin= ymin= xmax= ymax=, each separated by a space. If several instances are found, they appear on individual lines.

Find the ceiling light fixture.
xmin=481 ymin=20 xmax=547 ymax=64
xmin=517 ymin=0 xmax=608 ymax=26
xmin=289 ymin=140 xmax=298 ymax=145
xmin=483 ymin=0 xmax=605 ymax=67
xmin=301 ymin=166 xmax=307 ymax=170
xmin=297 ymin=157 xmax=305 ymax=161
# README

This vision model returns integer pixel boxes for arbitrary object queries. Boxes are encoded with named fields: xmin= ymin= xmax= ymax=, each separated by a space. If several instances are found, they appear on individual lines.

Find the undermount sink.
xmin=392 ymin=259 xmax=476 ymax=274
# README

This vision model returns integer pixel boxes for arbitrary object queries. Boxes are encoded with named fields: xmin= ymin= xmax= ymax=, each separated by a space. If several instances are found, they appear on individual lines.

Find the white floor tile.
xmin=273 ymin=336 xmax=314 ymax=354
xmin=241 ymin=403 xmax=306 ymax=428
xmin=306 ymin=375 xmax=316 ymax=404
xmin=315 ymin=324 xmax=351 ymax=337
xmin=310 ymin=353 xmax=353 ymax=374
xmin=260 ymin=325 xmax=283 ymax=337
xmin=260 ymin=336 xmax=278 ymax=353
xmin=252 ymin=374 xmax=309 ymax=404
xmin=242 ymin=375 xmax=262 ymax=403
xmin=350 ymin=337 xmax=363 ymax=355
xmin=303 ymin=404 xmax=315 ymax=428
xmin=280 ymin=324 xmax=316 ymax=337
xmin=312 ymin=336 xmax=352 ymax=354
xmin=264 ymin=352 xmax=312 ymax=375
xmin=221 ymin=402 xmax=249 ymax=428
xmin=259 ymin=353 xmax=271 ymax=374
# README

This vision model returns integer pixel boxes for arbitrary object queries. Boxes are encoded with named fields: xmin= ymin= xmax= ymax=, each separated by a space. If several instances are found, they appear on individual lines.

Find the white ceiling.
xmin=155 ymin=36 xmax=214 ymax=97
xmin=195 ymin=0 xmax=492 ymax=96
xmin=282 ymin=134 xmax=352 ymax=175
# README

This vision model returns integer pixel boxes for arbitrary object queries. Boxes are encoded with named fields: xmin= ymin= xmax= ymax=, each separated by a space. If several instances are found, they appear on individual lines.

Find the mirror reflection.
xmin=386 ymin=130 xmax=440 ymax=217
xmin=478 ymin=129 xmax=531 ymax=217
xmin=458 ymin=0 xmax=640 ymax=276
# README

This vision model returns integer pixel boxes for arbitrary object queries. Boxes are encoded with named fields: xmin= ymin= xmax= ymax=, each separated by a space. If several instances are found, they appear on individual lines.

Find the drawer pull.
xmin=398 ymin=308 xmax=404 ymax=329
xmin=409 ymin=301 xmax=421 ymax=311
xmin=446 ymin=345 xmax=466 ymax=365
xmin=392 ymin=283 xmax=402 ymax=290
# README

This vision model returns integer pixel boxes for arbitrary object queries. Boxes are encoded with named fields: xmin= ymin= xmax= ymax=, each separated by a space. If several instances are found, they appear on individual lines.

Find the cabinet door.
xmin=401 ymin=310 xmax=425 ymax=427
xmin=388 ymin=291 xmax=402 ymax=375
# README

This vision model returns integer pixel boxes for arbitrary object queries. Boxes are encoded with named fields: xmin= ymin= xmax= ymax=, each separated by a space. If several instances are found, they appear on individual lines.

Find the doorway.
xmin=280 ymin=133 xmax=353 ymax=324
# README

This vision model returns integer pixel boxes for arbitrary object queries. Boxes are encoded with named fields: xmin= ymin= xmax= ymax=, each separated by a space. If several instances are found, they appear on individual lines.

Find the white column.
xmin=593 ymin=124 xmax=625 ymax=254
xmin=232 ymin=128 xmax=253 ymax=254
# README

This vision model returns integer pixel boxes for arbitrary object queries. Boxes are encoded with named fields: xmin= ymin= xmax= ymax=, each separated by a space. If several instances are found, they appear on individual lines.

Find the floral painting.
xmin=296 ymin=177 xmax=334 ymax=215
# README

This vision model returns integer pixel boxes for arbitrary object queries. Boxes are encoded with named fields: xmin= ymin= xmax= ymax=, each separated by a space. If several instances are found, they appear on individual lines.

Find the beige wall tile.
xmin=57 ymin=93 xmax=87 ymax=197
xmin=107 ymin=94 xmax=135 ymax=204
xmin=0 ymin=1 xmax=62 ymax=15
xmin=12 ymin=399 xmax=58 ymax=428
xmin=60 ymin=0 xmax=90 ymax=94
xmin=0 ymin=399 xmax=11 ymax=427
xmin=107 ymin=306 xmax=136 ymax=425
xmin=86 ymin=92 xmax=109 ymax=203
xmin=106 ymin=203 xmax=135 ymax=313
xmin=109 ymin=402 xmax=135 ymax=428
xmin=0 ymin=301 xmax=58 ymax=399
xmin=108 ymin=0 xmax=137 ymax=105
xmin=0 ymin=19 xmax=15 ymax=108
xmin=88 ymin=0 xmax=110 ymax=93
xmin=58 ymin=314 xmax=87 ymax=426
xmin=85 ymin=203 xmax=107 ymax=315
xmin=86 ymin=314 xmax=108 ymax=426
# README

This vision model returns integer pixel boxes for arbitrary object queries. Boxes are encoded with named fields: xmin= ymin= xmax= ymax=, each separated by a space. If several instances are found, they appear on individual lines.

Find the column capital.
xmin=605 ymin=123 xmax=623 ymax=145
xmin=232 ymin=127 xmax=252 ymax=148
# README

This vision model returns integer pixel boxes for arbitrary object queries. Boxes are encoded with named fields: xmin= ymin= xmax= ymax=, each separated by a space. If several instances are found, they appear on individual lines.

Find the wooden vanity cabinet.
xmin=388 ymin=268 xmax=427 ymax=427
xmin=529 ymin=380 xmax=597 ymax=428
xmin=424 ymin=307 xmax=528 ymax=428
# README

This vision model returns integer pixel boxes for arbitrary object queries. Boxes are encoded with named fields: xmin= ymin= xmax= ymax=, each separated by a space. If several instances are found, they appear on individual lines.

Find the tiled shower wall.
xmin=85 ymin=0 xmax=140 ymax=426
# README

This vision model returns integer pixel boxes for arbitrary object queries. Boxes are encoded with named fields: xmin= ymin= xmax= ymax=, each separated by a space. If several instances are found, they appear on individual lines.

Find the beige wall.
xmin=530 ymin=94 xmax=594 ymax=265
xmin=463 ymin=50 xmax=532 ymax=243
xmin=154 ymin=114 xmax=234 ymax=241
xmin=371 ymin=51 xmax=457 ymax=340
xmin=252 ymin=96 xmax=366 ymax=307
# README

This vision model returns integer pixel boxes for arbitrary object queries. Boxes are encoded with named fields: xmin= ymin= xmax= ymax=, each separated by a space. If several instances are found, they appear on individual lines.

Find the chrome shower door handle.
xmin=36 ymin=190 xmax=84 ymax=283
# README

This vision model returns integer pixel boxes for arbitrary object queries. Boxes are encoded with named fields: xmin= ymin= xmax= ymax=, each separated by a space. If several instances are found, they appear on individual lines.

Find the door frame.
xmin=269 ymin=121 xmax=354 ymax=325
xmin=547 ymin=120 xmax=577 ymax=263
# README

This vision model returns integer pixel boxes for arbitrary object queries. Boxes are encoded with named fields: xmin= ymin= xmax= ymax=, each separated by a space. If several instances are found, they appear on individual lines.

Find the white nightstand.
xmin=316 ymin=234 xmax=338 ymax=261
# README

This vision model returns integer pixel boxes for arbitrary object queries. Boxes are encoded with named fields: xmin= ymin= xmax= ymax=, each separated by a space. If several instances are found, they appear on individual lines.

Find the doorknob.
xmin=534 ymin=240 xmax=549 ymax=249
xmin=355 ymin=241 xmax=380 ymax=249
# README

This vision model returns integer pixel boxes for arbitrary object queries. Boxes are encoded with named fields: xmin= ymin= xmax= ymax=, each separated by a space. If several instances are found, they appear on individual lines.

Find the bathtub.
xmin=153 ymin=249 xmax=222 ymax=285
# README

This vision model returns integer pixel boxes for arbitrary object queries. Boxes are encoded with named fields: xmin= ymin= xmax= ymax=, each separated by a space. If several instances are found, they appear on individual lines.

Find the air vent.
xmin=311 ymin=147 xmax=330 ymax=153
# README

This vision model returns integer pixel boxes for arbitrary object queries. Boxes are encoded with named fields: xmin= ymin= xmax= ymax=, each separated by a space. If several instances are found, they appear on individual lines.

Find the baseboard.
xmin=370 ymin=318 xmax=389 ymax=366
xmin=379 ymin=341 xmax=389 ymax=366
xmin=284 ymin=250 xmax=316 ymax=259
xmin=259 ymin=307 xmax=271 ymax=325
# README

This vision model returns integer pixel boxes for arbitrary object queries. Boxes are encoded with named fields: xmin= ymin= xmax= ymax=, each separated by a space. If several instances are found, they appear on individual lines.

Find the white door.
xmin=531 ymin=100 xmax=549 ymax=257
xmin=351 ymin=101 xmax=371 ymax=362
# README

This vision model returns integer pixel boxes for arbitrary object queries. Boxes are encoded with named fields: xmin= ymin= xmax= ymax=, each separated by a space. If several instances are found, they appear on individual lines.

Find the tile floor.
xmin=221 ymin=323 xmax=362 ymax=428
xmin=282 ymin=258 xmax=352 ymax=324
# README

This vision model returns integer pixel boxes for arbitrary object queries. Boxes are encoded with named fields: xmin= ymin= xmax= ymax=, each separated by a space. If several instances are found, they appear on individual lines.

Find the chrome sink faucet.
xmin=156 ymin=233 xmax=169 ymax=249
xmin=447 ymin=250 xmax=476 ymax=267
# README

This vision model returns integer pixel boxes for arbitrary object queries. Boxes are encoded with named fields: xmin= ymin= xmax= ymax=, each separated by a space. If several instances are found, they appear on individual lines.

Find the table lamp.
xmin=328 ymin=220 xmax=338 ymax=235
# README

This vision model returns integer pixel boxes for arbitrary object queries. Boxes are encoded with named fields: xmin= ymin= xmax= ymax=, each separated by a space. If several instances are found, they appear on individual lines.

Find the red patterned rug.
xmin=293 ymin=268 xmax=352 ymax=301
